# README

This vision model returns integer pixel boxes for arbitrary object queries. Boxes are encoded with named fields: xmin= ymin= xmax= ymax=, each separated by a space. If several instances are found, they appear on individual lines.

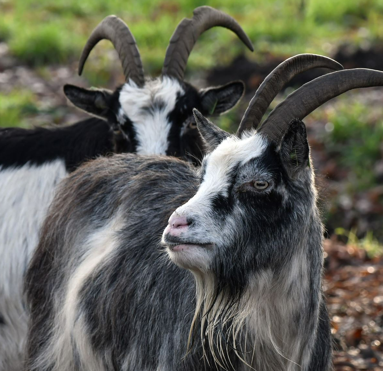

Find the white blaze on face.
xmin=165 ymin=134 xmax=267 ymax=272
xmin=119 ymin=77 xmax=184 ymax=155
xmin=176 ymin=133 xmax=268 ymax=217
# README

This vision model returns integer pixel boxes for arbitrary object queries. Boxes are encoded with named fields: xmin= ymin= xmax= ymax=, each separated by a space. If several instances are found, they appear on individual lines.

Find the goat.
xmin=0 ymin=7 xmax=255 ymax=371
xmin=25 ymin=56 xmax=383 ymax=371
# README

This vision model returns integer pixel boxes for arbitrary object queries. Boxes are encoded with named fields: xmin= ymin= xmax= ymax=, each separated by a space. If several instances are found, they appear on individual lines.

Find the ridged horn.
xmin=162 ymin=6 xmax=254 ymax=81
xmin=236 ymin=54 xmax=343 ymax=137
xmin=78 ymin=15 xmax=145 ymax=87
xmin=259 ymin=68 xmax=383 ymax=144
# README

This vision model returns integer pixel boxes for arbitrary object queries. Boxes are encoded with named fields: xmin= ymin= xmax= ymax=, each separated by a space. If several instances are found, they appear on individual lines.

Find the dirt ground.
xmin=325 ymin=238 xmax=383 ymax=370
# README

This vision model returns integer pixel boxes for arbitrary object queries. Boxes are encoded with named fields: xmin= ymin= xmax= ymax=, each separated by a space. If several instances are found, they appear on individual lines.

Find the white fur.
xmin=166 ymin=245 xmax=213 ymax=273
xmin=0 ymin=160 xmax=67 ymax=371
xmin=1 ymin=77 xmax=184 ymax=371
xmin=34 ymin=215 xmax=123 ymax=371
xmin=240 ymin=254 xmax=311 ymax=371
xmin=189 ymin=250 xmax=312 ymax=371
xmin=177 ymin=133 xmax=267 ymax=217
xmin=119 ymin=77 xmax=184 ymax=155
xmin=165 ymin=132 xmax=317 ymax=370
xmin=167 ymin=134 xmax=267 ymax=269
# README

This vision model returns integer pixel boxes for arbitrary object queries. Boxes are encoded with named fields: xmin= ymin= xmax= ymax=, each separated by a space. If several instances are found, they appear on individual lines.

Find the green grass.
xmin=323 ymin=99 xmax=383 ymax=192
xmin=2 ymin=0 xmax=383 ymax=72
xmin=335 ymin=228 xmax=383 ymax=258
xmin=0 ymin=90 xmax=38 ymax=127
xmin=0 ymin=16 xmax=12 ymax=41
xmin=10 ymin=23 xmax=80 ymax=65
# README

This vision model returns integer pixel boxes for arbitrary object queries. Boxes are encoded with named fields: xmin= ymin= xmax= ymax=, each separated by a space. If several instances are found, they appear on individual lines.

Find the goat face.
xmin=64 ymin=78 xmax=244 ymax=163
xmin=162 ymin=113 xmax=320 ymax=369
xmin=62 ymin=9 xmax=253 ymax=163
xmin=163 ymin=114 xmax=313 ymax=282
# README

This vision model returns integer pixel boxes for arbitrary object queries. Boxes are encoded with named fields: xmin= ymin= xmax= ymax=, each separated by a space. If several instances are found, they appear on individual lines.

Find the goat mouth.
xmin=164 ymin=236 xmax=213 ymax=251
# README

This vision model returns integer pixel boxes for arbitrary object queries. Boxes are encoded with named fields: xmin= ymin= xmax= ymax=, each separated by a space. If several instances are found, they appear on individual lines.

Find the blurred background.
xmin=0 ymin=0 xmax=383 ymax=368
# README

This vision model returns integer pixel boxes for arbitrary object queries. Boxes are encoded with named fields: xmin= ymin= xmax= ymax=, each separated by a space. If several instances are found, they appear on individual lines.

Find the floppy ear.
xmin=200 ymin=81 xmax=244 ymax=115
xmin=64 ymin=84 xmax=113 ymax=119
xmin=193 ymin=109 xmax=230 ymax=152
xmin=279 ymin=119 xmax=310 ymax=179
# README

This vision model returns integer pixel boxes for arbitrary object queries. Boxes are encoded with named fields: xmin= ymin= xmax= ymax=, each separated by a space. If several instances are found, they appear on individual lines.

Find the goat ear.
xmin=193 ymin=109 xmax=230 ymax=151
xmin=64 ymin=84 xmax=113 ymax=119
xmin=200 ymin=81 xmax=244 ymax=115
xmin=279 ymin=119 xmax=310 ymax=179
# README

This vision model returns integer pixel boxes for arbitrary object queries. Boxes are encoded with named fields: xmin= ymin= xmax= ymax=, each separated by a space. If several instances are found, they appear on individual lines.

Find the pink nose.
xmin=165 ymin=213 xmax=189 ymax=236
xmin=169 ymin=214 xmax=188 ymax=229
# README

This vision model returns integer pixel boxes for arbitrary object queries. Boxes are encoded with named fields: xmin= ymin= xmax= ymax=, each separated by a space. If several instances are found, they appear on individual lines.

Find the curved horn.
xmin=162 ymin=6 xmax=254 ymax=81
xmin=236 ymin=54 xmax=343 ymax=137
xmin=78 ymin=15 xmax=145 ymax=87
xmin=259 ymin=68 xmax=383 ymax=144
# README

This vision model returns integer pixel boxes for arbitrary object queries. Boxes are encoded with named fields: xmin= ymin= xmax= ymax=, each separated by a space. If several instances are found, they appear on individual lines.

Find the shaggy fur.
xmin=0 ymin=75 xmax=244 ymax=371
xmin=26 ymin=117 xmax=331 ymax=370
xmin=0 ymin=160 xmax=67 ymax=371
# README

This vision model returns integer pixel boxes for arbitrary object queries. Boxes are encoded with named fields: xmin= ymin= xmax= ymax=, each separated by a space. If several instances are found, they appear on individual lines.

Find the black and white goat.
xmin=26 ymin=57 xmax=383 ymax=371
xmin=0 ymin=7 xmax=255 ymax=371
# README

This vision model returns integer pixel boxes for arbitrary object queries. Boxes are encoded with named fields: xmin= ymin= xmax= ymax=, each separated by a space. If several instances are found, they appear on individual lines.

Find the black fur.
xmin=63 ymin=80 xmax=244 ymax=166
xmin=0 ymin=118 xmax=115 ymax=172
xmin=280 ymin=119 xmax=310 ymax=179
xmin=0 ymin=80 xmax=244 ymax=173
xmin=166 ymin=83 xmax=204 ymax=159
xmin=193 ymin=109 xmax=230 ymax=152
xmin=25 ymin=128 xmax=331 ymax=370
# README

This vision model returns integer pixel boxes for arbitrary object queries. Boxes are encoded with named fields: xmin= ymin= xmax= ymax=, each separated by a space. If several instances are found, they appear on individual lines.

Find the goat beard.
xmin=188 ymin=272 xmax=253 ymax=370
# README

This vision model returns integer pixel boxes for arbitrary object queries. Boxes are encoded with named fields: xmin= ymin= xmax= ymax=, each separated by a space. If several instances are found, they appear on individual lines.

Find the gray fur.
xmin=0 ymin=77 xmax=244 ymax=371
xmin=26 ymin=116 xmax=331 ymax=370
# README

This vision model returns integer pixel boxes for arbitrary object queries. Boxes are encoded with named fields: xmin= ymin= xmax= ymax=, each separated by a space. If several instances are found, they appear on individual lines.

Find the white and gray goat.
xmin=25 ymin=57 xmax=383 ymax=371
xmin=0 ymin=7 xmax=255 ymax=371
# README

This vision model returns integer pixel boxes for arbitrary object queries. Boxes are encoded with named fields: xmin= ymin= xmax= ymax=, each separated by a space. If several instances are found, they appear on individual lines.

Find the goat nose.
xmin=164 ymin=213 xmax=190 ymax=237
xmin=169 ymin=214 xmax=188 ymax=229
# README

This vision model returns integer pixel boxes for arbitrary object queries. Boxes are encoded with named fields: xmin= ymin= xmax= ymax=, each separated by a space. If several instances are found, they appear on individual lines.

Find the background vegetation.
xmin=1 ymin=0 xmax=383 ymax=239
xmin=2 ymin=0 xmax=383 ymax=70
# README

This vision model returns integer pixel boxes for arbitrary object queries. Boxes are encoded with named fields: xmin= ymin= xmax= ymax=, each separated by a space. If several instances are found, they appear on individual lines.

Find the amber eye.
xmin=189 ymin=121 xmax=197 ymax=129
xmin=253 ymin=181 xmax=269 ymax=190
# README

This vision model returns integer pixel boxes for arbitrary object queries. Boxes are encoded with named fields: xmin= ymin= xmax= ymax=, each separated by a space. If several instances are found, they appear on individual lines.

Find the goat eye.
xmin=189 ymin=121 xmax=197 ymax=129
xmin=253 ymin=181 xmax=269 ymax=190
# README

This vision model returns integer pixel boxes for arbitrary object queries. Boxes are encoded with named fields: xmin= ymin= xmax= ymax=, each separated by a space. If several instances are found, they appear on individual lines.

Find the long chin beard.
xmin=188 ymin=272 xmax=253 ymax=371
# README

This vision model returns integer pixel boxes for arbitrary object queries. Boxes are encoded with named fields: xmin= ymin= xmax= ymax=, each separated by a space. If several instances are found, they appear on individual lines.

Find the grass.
xmin=1 ymin=0 xmax=383 ymax=72
xmin=322 ymin=99 xmax=383 ymax=192
xmin=10 ymin=24 xmax=80 ymax=65
xmin=0 ymin=89 xmax=38 ymax=127
xmin=309 ymin=92 xmax=383 ymax=242
xmin=335 ymin=228 xmax=383 ymax=258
